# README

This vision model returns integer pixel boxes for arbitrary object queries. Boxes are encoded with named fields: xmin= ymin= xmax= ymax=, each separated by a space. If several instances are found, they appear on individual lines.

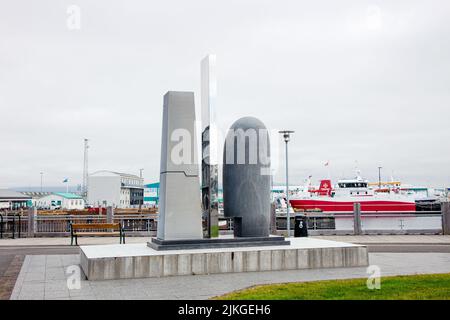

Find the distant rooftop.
xmin=90 ymin=170 xmax=142 ymax=180
xmin=145 ymin=182 xmax=160 ymax=188
xmin=0 ymin=189 xmax=31 ymax=200
xmin=53 ymin=193 xmax=83 ymax=199
xmin=20 ymin=191 xmax=52 ymax=199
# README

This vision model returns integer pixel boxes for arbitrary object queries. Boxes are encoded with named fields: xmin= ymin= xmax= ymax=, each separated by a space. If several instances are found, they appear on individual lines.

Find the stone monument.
xmin=155 ymin=91 xmax=203 ymax=240
xmin=80 ymin=89 xmax=369 ymax=280
xmin=223 ymin=117 xmax=271 ymax=237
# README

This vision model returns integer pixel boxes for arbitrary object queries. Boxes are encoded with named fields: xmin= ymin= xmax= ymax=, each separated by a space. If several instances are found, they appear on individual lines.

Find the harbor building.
xmin=35 ymin=193 xmax=85 ymax=210
xmin=143 ymin=182 xmax=160 ymax=206
xmin=88 ymin=171 xmax=144 ymax=208
xmin=0 ymin=190 xmax=32 ymax=210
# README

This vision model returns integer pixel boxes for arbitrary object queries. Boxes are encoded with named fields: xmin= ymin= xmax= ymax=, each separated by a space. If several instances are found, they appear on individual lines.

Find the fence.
xmin=0 ymin=210 xmax=158 ymax=238
xmin=0 ymin=213 xmax=26 ymax=239
xmin=1 ymin=203 xmax=449 ymax=239
xmin=35 ymin=215 xmax=157 ymax=234
xmin=275 ymin=202 xmax=447 ymax=235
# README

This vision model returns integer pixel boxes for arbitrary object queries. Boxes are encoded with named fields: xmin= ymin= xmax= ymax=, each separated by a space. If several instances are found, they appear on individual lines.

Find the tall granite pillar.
xmin=156 ymin=91 xmax=203 ymax=240
xmin=223 ymin=117 xmax=271 ymax=237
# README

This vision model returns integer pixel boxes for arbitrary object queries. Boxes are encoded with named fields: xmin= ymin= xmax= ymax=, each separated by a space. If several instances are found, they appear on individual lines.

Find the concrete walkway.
xmin=2 ymin=235 xmax=450 ymax=247
xmin=313 ymin=235 xmax=450 ymax=244
xmin=10 ymin=252 xmax=450 ymax=300
xmin=0 ymin=237 xmax=149 ymax=246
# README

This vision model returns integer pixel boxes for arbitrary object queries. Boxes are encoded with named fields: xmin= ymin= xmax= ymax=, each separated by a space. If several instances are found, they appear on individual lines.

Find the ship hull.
xmin=290 ymin=199 xmax=416 ymax=213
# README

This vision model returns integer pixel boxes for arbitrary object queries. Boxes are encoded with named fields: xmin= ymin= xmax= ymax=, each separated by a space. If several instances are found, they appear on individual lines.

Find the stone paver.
xmin=10 ymin=252 xmax=450 ymax=300
xmin=0 ymin=255 xmax=24 ymax=300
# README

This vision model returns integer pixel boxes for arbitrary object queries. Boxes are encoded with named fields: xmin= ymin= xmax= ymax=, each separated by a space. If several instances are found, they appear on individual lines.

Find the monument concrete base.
xmin=80 ymin=238 xmax=369 ymax=281
xmin=147 ymin=236 xmax=290 ymax=250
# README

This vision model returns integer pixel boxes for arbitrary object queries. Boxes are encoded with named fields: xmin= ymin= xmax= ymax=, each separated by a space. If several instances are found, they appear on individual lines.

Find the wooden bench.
xmin=70 ymin=223 xmax=125 ymax=245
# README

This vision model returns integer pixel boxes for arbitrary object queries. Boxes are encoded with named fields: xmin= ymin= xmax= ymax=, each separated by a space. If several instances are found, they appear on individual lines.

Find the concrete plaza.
xmin=9 ymin=251 xmax=450 ymax=300
xmin=2 ymin=235 xmax=450 ymax=300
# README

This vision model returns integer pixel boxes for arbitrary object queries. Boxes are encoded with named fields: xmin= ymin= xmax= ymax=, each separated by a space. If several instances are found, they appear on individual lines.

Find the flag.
xmin=324 ymin=161 xmax=330 ymax=166
xmin=63 ymin=178 xmax=69 ymax=183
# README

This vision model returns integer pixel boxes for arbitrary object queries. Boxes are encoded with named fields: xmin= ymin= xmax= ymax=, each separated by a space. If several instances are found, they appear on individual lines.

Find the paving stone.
xmin=44 ymin=290 xmax=70 ymax=299
xmin=9 ymin=252 xmax=450 ymax=300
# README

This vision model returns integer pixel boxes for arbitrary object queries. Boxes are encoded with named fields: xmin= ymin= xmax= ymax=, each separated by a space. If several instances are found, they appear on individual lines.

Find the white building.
xmin=143 ymin=182 xmax=159 ymax=207
xmin=87 ymin=171 xmax=144 ymax=208
xmin=36 ymin=193 xmax=85 ymax=210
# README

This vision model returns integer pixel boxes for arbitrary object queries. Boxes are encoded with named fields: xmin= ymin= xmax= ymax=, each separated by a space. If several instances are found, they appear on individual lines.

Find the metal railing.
xmin=0 ymin=212 xmax=26 ymax=239
xmin=0 ymin=205 xmax=445 ymax=238
xmin=275 ymin=214 xmax=335 ymax=230
xmin=34 ymin=214 xmax=157 ymax=235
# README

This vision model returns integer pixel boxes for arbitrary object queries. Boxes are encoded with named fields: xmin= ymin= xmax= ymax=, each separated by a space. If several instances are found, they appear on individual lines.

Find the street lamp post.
xmin=279 ymin=130 xmax=294 ymax=237
xmin=40 ymin=172 xmax=43 ymax=193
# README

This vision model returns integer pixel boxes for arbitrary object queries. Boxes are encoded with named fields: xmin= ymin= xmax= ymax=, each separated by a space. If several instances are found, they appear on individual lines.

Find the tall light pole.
xmin=139 ymin=168 xmax=144 ymax=179
xmin=279 ymin=130 xmax=294 ymax=237
xmin=378 ymin=166 xmax=383 ymax=190
xmin=40 ymin=172 xmax=43 ymax=193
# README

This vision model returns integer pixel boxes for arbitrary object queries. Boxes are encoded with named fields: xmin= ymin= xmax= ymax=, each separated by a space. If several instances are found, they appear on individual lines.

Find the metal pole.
xmin=18 ymin=214 xmax=21 ymax=238
xmin=279 ymin=130 xmax=294 ymax=237
xmin=40 ymin=172 xmax=43 ymax=193
xmin=285 ymin=140 xmax=290 ymax=237
xmin=12 ymin=214 xmax=15 ymax=239
xmin=378 ymin=166 xmax=382 ymax=190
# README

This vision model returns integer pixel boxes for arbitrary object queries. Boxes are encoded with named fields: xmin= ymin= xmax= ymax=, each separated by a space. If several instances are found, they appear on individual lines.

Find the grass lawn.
xmin=216 ymin=273 xmax=450 ymax=300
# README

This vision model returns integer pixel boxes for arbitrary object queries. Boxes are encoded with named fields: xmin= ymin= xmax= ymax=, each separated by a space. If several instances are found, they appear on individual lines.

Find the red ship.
xmin=290 ymin=176 xmax=417 ymax=213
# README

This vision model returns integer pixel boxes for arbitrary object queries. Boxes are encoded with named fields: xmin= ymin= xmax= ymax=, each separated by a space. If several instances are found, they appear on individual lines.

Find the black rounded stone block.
xmin=223 ymin=117 xmax=271 ymax=237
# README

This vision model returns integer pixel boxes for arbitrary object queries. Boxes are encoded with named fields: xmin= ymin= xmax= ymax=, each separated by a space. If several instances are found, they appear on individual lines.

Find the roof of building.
xmin=53 ymin=193 xmax=83 ymax=199
xmin=90 ymin=170 xmax=142 ymax=180
xmin=20 ymin=191 xmax=52 ymax=199
xmin=0 ymin=189 xmax=31 ymax=200
xmin=144 ymin=182 xmax=160 ymax=188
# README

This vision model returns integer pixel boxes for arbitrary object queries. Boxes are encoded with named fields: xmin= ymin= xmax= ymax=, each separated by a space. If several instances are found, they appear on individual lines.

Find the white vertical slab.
xmin=201 ymin=54 xmax=220 ymax=238
xmin=201 ymin=55 xmax=217 ymax=135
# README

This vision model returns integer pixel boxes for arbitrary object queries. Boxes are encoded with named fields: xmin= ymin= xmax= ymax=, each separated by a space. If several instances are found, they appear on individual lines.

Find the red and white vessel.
xmin=290 ymin=173 xmax=417 ymax=213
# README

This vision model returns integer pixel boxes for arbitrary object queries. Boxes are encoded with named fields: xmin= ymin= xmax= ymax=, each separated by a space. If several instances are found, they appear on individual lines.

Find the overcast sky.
xmin=1 ymin=0 xmax=449 ymax=189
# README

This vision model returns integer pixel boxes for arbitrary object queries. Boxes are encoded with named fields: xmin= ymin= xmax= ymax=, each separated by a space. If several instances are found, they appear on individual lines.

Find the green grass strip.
xmin=215 ymin=273 xmax=450 ymax=300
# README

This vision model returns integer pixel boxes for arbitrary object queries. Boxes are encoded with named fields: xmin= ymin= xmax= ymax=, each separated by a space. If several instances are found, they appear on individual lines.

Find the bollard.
xmin=353 ymin=203 xmax=362 ymax=235
xmin=442 ymin=202 xmax=450 ymax=235
xmin=12 ymin=214 xmax=15 ymax=239
xmin=27 ymin=207 xmax=37 ymax=238
xmin=270 ymin=202 xmax=277 ymax=235
xmin=18 ymin=214 xmax=21 ymax=238
xmin=106 ymin=206 xmax=114 ymax=224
